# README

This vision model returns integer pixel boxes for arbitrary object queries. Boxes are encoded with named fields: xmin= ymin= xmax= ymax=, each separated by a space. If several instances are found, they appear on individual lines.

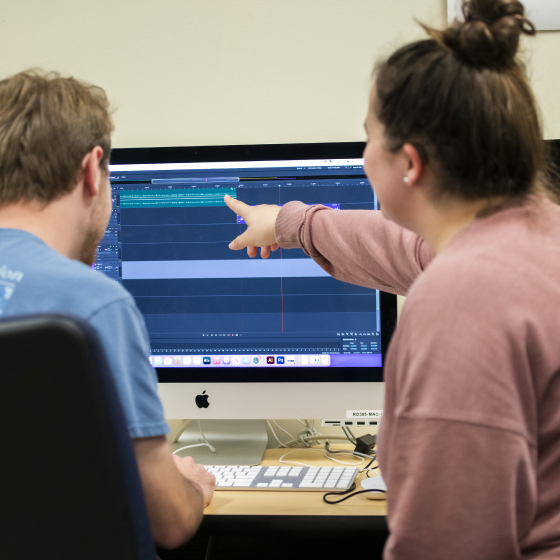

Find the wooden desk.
xmin=200 ymin=446 xmax=387 ymax=537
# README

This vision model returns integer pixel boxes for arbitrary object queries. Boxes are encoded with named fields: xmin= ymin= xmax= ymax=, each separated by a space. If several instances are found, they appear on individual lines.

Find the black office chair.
xmin=0 ymin=314 xmax=156 ymax=560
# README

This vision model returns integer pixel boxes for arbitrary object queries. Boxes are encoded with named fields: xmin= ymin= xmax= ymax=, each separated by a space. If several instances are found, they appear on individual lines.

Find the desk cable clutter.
xmin=170 ymin=419 xmax=385 ymax=500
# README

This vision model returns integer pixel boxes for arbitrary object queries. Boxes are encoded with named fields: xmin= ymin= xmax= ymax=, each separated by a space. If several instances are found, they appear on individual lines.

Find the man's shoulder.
xmin=48 ymin=259 xmax=131 ymax=310
xmin=32 ymin=257 xmax=131 ymax=316
xmin=0 ymin=229 xmax=132 ymax=319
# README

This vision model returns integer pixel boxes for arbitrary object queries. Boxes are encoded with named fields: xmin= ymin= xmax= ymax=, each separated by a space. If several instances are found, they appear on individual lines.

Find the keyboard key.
xmin=212 ymin=465 xmax=358 ymax=491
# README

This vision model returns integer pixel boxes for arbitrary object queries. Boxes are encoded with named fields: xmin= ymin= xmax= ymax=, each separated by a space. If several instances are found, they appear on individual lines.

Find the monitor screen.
xmin=100 ymin=143 xmax=395 ymax=426
xmin=102 ymin=143 xmax=396 ymax=388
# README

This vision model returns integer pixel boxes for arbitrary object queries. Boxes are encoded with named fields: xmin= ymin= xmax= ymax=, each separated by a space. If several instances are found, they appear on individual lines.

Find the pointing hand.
xmin=224 ymin=195 xmax=280 ymax=258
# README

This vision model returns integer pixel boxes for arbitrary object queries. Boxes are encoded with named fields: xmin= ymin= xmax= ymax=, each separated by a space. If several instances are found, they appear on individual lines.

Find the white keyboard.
xmin=205 ymin=465 xmax=359 ymax=491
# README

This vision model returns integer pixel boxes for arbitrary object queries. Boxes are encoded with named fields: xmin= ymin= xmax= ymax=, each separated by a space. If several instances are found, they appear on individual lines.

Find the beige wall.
xmin=0 ymin=0 xmax=440 ymax=147
xmin=2 ymin=1 xmax=558 ymax=443
xmin=2 ymin=0 xmax=558 ymax=147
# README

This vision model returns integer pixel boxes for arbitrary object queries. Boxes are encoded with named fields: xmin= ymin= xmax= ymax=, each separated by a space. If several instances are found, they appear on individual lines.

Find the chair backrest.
xmin=0 ymin=314 xmax=156 ymax=560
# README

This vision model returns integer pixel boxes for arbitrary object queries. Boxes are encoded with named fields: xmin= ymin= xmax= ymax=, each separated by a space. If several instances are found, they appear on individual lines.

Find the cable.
xmin=365 ymin=467 xmax=380 ymax=478
xmin=346 ymin=426 xmax=357 ymax=442
xmin=272 ymin=420 xmax=297 ymax=442
xmin=266 ymin=426 xmax=350 ymax=448
xmin=278 ymin=447 xmax=365 ymax=468
xmin=198 ymin=420 xmax=216 ymax=452
xmin=298 ymin=435 xmax=350 ymax=444
xmin=325 ymin=441 xmax=374 ymax=460
xmin=278 ymin=448 xmax=321 ymax=468
xmin=323 ymin=485 xmax=387 ymax=504
xmin=172 ymin=442 xmax=214 ymax=455
xmin=341 ymin=425 xmax=357 ymax=445
xmin=358 ymin=454 xmax=379 ymax=475
xmin=171 ymin=420 xmax=216 ymax=455
xmin=266 ymin=420 xmax=291 ymax=448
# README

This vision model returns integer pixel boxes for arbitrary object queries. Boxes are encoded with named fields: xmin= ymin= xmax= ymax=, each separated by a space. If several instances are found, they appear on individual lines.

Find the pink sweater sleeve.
xmin=275 ymin=202 xmax=434 ymax=296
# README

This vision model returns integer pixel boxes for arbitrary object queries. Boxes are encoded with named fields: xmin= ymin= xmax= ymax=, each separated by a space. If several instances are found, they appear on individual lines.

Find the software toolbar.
xmin=150 ymin=354 xmax=330 ymax=367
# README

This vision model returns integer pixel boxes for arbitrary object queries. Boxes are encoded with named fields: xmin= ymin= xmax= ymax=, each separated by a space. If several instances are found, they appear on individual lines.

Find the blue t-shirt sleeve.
xmin=87 ymin=296 xmax=169 ymax=439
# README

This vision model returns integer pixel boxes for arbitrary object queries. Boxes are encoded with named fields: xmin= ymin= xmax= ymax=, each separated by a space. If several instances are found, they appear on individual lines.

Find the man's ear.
xmin=402 ymin=143 xmax=424 ymax=187
xmin=81 ymin=146 xmax=105 ymax=198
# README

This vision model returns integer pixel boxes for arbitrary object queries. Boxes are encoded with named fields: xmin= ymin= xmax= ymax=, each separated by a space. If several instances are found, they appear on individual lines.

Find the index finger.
xmin=224 ymin=195 xmax=249 ymax=219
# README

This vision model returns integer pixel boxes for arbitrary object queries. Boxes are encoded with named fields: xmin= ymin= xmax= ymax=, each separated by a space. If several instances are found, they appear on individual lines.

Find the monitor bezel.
xmin=110 ymin=141 xmax=398 ymax=384
xmin=110 ymin=141 xmax=367 ymax=165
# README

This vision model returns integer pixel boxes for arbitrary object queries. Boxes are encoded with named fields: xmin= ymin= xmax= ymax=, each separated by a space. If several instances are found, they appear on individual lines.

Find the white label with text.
xmin=346 ymin=410 xmax=383 ymax=419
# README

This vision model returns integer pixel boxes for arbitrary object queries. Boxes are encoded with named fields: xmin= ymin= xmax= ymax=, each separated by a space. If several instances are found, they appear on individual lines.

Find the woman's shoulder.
xmin=404 ymin=197 xmax=560 ymax=326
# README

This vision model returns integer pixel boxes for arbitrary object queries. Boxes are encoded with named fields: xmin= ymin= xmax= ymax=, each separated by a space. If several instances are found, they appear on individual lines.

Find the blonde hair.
xmin=0 ymin=70 xmax=113 ymax=207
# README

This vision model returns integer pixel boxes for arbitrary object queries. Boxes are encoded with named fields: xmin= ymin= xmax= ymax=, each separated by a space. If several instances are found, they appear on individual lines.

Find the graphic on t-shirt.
xmin=0 ymin=265 xmax=24 ymax=316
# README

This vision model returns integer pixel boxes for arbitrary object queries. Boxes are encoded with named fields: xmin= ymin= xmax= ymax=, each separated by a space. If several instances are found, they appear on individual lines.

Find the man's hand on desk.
xmin=134 ymin=436 xmax=215 ymax=549
xmin=172 ymin=454 xmax=216 ymax=507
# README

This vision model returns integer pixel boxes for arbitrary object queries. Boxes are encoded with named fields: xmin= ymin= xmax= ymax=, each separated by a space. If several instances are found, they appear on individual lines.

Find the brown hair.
xmin=373 ymin=0 xmax=553 ymax=202
xmin=0 ymin=70 xmax=113 ymax=207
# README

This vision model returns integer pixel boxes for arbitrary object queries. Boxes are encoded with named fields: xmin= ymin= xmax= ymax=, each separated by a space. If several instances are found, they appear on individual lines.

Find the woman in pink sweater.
xmin=225 ymin=0 xmax=560 ymax=558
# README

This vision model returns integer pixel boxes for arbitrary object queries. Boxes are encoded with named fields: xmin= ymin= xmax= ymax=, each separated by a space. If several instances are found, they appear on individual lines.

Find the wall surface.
xmin=1 ymin=1 xmax=559 ymax=442
xmin=0 ymin=1 xmax=557 ymax=144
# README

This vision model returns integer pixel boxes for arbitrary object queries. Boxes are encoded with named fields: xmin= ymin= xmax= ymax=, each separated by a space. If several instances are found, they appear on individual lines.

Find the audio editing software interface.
xmin=97 ymin=157 xmax=381 ymax=368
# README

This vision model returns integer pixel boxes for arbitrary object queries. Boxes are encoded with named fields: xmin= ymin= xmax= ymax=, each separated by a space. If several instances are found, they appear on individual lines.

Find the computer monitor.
xmin=100 ymin=143 xmax=397 ymax=462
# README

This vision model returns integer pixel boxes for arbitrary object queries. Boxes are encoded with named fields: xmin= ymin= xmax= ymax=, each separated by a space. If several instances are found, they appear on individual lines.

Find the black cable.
xmin=323 ymin=483 xmax=387 ymax=504
xmin=365 ymin=466 xmax=380 ymax=478
xmin=323 ymin=481 xmax=356 ymax=502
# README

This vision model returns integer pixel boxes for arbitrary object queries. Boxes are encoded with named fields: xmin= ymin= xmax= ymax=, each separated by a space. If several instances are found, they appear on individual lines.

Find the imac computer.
xmin=100 ymin=142 xmax=397 ymax=463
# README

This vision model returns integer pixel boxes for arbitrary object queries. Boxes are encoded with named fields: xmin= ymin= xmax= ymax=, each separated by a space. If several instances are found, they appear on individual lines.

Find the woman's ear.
xmin=402 ymin=143 xmax=424 ymax=187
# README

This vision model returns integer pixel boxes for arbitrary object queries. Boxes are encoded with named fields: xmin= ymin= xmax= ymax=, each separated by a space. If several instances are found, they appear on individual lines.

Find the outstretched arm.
xmin=225 ymin=196 xmax=433 ymax=295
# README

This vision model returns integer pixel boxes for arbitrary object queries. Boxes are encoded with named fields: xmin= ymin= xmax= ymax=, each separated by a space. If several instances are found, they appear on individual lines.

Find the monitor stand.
xmin=170 ymin=420 xmax=268 ymax=466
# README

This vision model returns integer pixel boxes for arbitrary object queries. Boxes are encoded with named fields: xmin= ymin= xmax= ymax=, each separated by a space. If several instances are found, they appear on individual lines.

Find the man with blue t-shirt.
xmin=0 ymin=70 xmax=215 ymax=550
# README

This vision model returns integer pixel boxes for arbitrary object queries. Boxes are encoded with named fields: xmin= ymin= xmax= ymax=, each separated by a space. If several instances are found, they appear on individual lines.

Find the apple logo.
xmin=195 ymin=390 xmax=210 ymax=409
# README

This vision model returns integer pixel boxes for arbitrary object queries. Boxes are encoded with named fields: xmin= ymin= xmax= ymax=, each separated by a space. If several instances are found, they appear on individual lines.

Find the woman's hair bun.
xmin=430 ymin=0 xmax=536 ymax=69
